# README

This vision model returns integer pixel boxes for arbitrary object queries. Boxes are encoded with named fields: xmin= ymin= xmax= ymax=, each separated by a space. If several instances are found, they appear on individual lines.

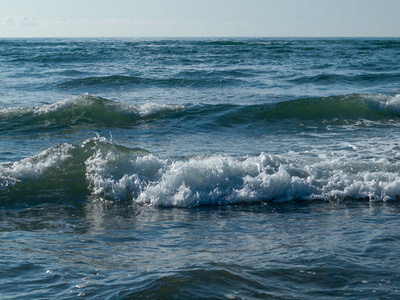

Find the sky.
xmin=0 ymin=0 xmax=399 ymax=38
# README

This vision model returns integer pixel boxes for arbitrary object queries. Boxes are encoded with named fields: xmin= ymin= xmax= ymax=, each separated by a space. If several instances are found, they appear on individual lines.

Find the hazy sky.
xmin=0 ymin=0 xmax=399 ymax=37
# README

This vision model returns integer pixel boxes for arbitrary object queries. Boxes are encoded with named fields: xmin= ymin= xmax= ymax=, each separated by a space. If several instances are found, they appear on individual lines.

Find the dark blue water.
xmin=1 ymin=38 xmax=400 ymax=299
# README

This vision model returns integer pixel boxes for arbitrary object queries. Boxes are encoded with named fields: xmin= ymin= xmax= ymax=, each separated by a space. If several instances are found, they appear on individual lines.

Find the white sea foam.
xmin=33 ymin=95 xmax=92 ymax=114
xmin=85 ymin=138 xmax=165 ymax=199
xmin=2 ymin=136 xmax=400 ymax=206
xmin=85 ymin=145 xmax=400 ymax=206
xmin=0 ymin=94 xmax=99 ymax=117
xmin=0 ymin=143 xmax=74 ymax=189
xmin=1 ymin=94 xmax=184 ymax=119
xmin=363 ymin=93 xmax=400 ymax=114
xmin=0 ymin=106 xmax=31 ymax=119
xmin=382 ymin=94 xmax=400 ymax=114
xmin=117 ymin=102 xmax=185 ymax=117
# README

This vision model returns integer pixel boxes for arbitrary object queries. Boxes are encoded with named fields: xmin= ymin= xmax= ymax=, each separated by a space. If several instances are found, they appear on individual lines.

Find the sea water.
xmin=1 ymin=38 xmax=400 ymax=299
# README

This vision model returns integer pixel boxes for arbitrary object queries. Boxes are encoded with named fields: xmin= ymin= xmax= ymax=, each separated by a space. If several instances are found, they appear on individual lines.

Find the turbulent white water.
xmin=2 ymin=135 xmax=400 ymax=206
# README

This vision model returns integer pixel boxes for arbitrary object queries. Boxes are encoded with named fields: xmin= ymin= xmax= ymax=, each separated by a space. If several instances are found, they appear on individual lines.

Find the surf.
xmin=2 ymin=135 xmax=400 ymax=207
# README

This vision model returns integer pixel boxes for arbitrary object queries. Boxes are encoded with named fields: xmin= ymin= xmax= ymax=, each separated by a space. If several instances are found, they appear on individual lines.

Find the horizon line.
xmin=1 ymin=36 xmax=399 ymax=39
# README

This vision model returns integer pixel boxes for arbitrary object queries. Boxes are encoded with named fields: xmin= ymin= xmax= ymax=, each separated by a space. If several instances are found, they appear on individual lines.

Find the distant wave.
xmin=56 ymin=72 xmax=247 ymax=90
xmin=289 ymin=73 xmax=400 ymax=85
xmin=57 ymin=75 xmax=151 ymax=88
xmin=1 ymin=136 xmax=400 ymax=206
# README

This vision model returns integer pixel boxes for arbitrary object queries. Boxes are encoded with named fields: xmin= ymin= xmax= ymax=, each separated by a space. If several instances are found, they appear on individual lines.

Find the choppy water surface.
xmin=1 ymin=38 xmax=400 ymax=299
xmin=2 ymin=201 xmax=400 ymax=299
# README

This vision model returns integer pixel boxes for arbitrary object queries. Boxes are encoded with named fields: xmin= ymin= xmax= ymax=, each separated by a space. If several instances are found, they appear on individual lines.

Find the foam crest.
xmin=117 ymin=102 xmax=185 ymax=117
xmin=86 ymin=148 xmax=400 ymax=206
xmin=0 ymin=106 xmax=27 ymax=119
xmin=33 ymin=94 xmax=107 ymax=114
xmin=380 ymin=94 xmax=400 ymax=114
xmin=2 ymin=136 xmax=400 ymax=206
xmin=0 ymin=143 xmax=75 ymax=189
xmin=85 ymin=137 xmax=164 ymax=200
xmin=0 ymin=94 xmax=185 ymax=132
xmin=34 ymin=94 xmax=184 ymax=117
xmin=135 ymin=154 xmax=282 ymax=206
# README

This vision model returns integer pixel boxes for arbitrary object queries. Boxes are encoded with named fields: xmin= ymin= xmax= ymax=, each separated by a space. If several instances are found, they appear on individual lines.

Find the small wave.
xmin=57 ymin=75 xmax=149 ymax=89
xmin=204 ymin=39 xmax=292 ymax=47
xmin=368 ymin=39 xmax=400 ymax=49
xmin=0 ymin=94 xmax=185 ymax=132
xmin=57 ymin=73 xmax=244 ymax=90
xmin=264 ymin=94 xmax=400 ymax=121
xmin=2 ymin=136 xmax=400 ymax=206
xmin=206 ymin=40 xmax=248 ymax=46
xmin=175 ymin=94 xmax=400 ymax=128
xmin=2 ymin=94 xmax=399 ymax=135
xmin=0 ymin=136 xmax=149 ymax=204
xmin=289 ymin=72 xmax=400 ymax=85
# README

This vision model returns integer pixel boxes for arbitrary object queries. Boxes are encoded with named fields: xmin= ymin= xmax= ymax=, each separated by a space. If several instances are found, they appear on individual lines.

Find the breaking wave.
xmin=2 ymin=136 xmax=400 ymax=206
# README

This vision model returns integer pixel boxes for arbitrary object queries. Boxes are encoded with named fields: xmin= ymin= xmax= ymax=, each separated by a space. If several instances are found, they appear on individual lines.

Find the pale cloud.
xmin=0 ymin=16 xmax=178 ymax=37
xmin=0 ymin=0 xmax=399 ymax=37
xmin=1 ymin=16 xmax=39 ymax=27
xmin=0 ymin=17 xmax=176 ymax=28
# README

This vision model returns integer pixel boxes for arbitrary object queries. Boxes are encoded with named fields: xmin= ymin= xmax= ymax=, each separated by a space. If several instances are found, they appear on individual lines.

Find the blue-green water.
xmin=1 ymin=38 xmax=400 ymax=299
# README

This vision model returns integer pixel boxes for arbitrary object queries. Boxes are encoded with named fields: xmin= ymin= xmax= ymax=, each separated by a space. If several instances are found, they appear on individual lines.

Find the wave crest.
xmin=2 ymin=136 xmax=400 ymax=206
xmin=265 ymin=94 xmax=400 ymax=121
xmin=0 ymin=94 xmax=185 ymax=132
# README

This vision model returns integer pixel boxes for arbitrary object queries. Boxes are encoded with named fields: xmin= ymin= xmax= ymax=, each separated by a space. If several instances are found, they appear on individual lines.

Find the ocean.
xmin=1 ymin=37 xmax=400 ymax=299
